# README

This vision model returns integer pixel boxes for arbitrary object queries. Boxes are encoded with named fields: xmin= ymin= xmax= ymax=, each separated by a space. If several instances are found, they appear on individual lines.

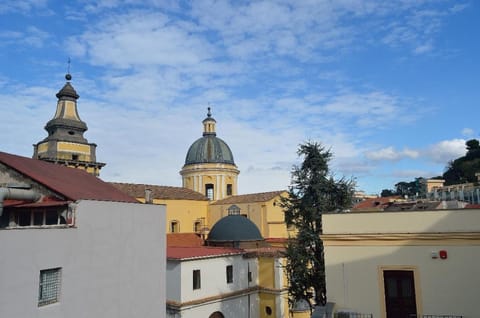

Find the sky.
xmin=0 ymin=0 xmax=479 ymax=195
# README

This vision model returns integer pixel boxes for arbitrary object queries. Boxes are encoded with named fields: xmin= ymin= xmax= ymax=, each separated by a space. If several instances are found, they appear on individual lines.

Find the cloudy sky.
xmin=0 ymin=0 xmax=478 ymax=195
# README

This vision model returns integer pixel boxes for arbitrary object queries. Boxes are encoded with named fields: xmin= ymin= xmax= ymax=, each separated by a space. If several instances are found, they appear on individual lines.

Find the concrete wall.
xmin=0 ymin=200 xmax=166 ymax=318
xmin=322 ymin=209 xmax=480 ymax=318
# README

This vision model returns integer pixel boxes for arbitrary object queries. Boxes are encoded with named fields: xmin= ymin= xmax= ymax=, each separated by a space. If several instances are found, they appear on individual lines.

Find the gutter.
xmin=0 ymin=187 xmax=42 ymax=216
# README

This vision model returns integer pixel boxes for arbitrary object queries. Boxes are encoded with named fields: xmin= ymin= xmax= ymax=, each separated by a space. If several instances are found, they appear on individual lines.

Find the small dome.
xmin=207 ymin=215 xmax=263 ymax=242
xmin=185 ymin=135 xmax=235 ymax=165
xmin=56 ymin=82 xmax=79 ymax=100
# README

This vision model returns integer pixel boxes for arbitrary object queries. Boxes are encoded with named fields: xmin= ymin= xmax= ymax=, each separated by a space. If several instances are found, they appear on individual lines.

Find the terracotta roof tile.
xmin=0 ymin=152 xmax=137 ymax=203
xmin=167 ymin=246 xmax=243 ymax=260
xmin=109 ymin=182 xmax=208 ymax=201
xmin=212 ymin=190 xmax=286 ymax=205
xmin=167 ymin=233 xmax=204 ymax=247
xmin=352 ymin=196 xmax=401 ymax=211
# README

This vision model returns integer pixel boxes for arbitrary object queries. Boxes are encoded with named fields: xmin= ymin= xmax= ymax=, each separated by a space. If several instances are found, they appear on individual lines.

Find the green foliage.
xmin=443 ymin=139 xmax=480 ymax=185
xmin=381 ymin=177 xmax=426 ymax=198
xmin=281 ymin=142 xmax=355 ymax=308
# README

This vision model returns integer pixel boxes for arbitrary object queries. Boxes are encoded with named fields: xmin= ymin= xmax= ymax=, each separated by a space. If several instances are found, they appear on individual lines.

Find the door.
xmin=384 ymin=270 xmax=417 ymax=318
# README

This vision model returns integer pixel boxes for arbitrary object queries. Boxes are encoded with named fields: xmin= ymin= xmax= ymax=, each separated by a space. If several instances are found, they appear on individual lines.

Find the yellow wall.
xmin=57 ymin=142 xmax=91 ymax=154
xmin=208 ymin=193 xmax=290 ymax=239
xmin=135 ymin=198 xmax=209 ymax=234
xmin=259 ymin=293 xmax=277 ymax=318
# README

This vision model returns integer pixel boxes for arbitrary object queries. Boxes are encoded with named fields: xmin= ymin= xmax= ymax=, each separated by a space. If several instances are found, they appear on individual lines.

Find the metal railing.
xmin=422 ymin=316 xmax=463 ymax=318
xmin=334 ymin=313 xmax=373 ymax=318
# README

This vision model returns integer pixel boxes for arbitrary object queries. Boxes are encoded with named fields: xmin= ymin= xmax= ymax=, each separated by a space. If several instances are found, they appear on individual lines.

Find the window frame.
xmin=193 ymin=269 xmax=201 ymax=290
xmin=226 ymin=265 xmax=233 ymax=284
xmin=38 ymin=267 xmax=62 ymax=307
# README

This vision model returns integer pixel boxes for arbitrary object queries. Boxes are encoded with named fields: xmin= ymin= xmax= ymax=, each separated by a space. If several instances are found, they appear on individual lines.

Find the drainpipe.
xmin=0 ymin=187 xmax=41 ymax=216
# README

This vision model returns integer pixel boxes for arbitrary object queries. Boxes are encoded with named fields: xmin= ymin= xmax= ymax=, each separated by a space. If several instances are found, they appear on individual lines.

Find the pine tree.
xmin=281 ymin=142 xmax=355 ymax=309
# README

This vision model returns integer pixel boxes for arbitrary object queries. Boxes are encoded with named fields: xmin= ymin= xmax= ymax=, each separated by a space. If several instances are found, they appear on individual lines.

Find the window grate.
xmin=38 ymin=268 xmax=61 ymax=306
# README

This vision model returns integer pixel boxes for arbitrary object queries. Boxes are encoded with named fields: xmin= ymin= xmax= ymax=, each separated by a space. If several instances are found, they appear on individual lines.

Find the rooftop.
xmin=0 ymin=152 xmax=137 ymax=203
xmin=109 ymin=182 xmax=208 ymax=201
xmin=212 ymin=190 xmax=286 ymax=205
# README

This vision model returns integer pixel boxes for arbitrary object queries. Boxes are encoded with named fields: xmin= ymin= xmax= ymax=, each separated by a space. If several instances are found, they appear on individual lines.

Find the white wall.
xmin=167 ymin=254 xmax=259 ymax=318
xmin=0 ymin=200 xmax=166 ymax=318
xmin=323 ymin=209 xmax=480 ymax=318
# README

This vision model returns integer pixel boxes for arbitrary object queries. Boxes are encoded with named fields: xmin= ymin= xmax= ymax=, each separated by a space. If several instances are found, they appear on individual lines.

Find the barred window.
xmin=38 ymin=268 xmax=61 ymax=306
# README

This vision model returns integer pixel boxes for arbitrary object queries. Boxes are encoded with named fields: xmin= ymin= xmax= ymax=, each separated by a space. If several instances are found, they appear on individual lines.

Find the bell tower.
xmin=33 ymin=73 xmax=105 ymax=176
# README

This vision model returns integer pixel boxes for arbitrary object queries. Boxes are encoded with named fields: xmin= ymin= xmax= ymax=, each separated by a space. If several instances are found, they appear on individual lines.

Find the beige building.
xmin=322 ymin=209 xmax=480 ymax=318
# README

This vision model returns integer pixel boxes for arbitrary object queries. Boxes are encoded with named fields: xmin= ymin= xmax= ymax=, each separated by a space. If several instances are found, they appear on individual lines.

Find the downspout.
xmin=0 ymin=187 xmax=42 ymax=216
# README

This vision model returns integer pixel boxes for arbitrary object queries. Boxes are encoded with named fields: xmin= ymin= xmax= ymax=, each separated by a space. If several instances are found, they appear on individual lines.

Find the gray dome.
xmin=208 ymin=215 xmax=263 ymax=242
xmin=185 ymin=135 xmax=235 ymax=165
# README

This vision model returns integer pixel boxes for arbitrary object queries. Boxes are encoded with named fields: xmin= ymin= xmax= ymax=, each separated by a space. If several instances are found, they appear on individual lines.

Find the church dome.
xmin=185 ymin=136 xmax=235 ymax=165
xmin=207 ymin=215 xmax=263 ymax=243
xmin=184 ymin=108 xmax=235 ymax=165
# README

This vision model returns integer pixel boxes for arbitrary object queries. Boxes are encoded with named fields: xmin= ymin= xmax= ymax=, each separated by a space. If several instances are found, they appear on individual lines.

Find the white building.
xmin=322 ymin=209 xmax=480 ymax=318
xmin=0 ymin=151 xmax=166 ymax=318
xmin=166 ymin=216 xmax=288 ymax=318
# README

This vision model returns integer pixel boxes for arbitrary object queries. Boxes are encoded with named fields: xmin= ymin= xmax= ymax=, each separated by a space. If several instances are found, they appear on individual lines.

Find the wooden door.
xmin=384 ymin=270 xmax=417 ymax=318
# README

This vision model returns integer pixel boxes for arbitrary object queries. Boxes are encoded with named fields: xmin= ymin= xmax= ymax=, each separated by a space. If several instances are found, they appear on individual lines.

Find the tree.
xmin=281 ymin=142 xmax=355 ymax=309
xmin=443 ymin=139 xmax=480 ymax=185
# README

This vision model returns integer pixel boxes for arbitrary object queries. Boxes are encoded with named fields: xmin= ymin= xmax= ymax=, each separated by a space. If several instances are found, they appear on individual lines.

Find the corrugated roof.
xmin=212 ymin=190 xmax=286 ymax=205
xmin=109 ymin=182 xmax=209 ymax=201
xmin=0 ymin=152 xmax=137 ymax=203
xmin=167 ymin=246 xmax=243 ymax=260
xmin=167 ymin=233 xmax=204 ymax=247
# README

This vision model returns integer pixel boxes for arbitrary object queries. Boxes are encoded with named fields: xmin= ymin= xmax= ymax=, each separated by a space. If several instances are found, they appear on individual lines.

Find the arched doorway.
xmin=209 ymin=311 xmax=224 ymax=318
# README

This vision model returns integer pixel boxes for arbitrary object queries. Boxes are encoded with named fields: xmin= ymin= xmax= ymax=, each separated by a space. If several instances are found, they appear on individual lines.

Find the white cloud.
xmin=424 ymin=139 xmax=466 ymax=164
xmin=365 ymin=146 xmax=419 ymax=161
xmin=461 ymin=128 xmax=474 ymax=137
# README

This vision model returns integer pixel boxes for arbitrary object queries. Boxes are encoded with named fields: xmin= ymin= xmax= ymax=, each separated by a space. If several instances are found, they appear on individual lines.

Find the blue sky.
xmin=0 ymin=0 xmax=479 ymax=195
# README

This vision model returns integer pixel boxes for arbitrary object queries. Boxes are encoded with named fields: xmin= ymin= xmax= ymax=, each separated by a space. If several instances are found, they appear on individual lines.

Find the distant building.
xmin=0 ymin=152 xmax=166 ymax=318
xmin=425 ymin=175 xmax=480 ymax=204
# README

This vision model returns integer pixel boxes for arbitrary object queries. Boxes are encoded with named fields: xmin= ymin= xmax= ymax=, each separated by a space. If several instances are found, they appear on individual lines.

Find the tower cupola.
xmin=33 ymin=73 xmax=105 ymax=176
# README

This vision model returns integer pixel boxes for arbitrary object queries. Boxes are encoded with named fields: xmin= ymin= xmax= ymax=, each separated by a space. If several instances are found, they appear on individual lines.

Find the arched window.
xmin=170 ymin=220 xmax=179 ymax=233
xmin=194 ymin=220 xmax=202 ymax=232
xmin=205 ymin=184 xmax=214 ymax=200
xmin=209 ymin=312 xmax=224 ymax=318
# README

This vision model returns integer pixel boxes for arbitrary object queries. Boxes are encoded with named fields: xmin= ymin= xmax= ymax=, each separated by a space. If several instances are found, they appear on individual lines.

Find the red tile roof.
xmin=212 ymin=190 xmax=286 ymax=205
xmin=167 ymin=233 xmax=204 ymax=247
xmin=352 ymin=196 xmax=401 ymax=211
xmin=0 ymin=152 xmax=137 ymax=203
xmin=109 ymin=182 xmax=209 ymax=201
xmin=167 ymin=246 xmax=243 ymax=260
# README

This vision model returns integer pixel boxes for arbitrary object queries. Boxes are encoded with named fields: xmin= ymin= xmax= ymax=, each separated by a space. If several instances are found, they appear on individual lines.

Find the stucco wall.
xmin=167 ymin=255 xmax=259 ymax=317
xmin=0 ymin=200 xmax=166 ymax=318
xmin=323 ymin=209 xmax=480 ymax=318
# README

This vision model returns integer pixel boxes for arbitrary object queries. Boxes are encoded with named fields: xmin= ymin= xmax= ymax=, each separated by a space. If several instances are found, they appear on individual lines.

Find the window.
xmin=265 ymin=306 xmax=273 ymax=315
xmin=205 ymin=184 xmax=214 ymax=200
xmin=193 ymin=269 xmax=201 ymax=290
xmin=226 ymin=265 xmax=233 ymax=284
xmin=248 ymin=270 xmax=252 ymax=283
xmin=226 ymin=184 xmax=232 ymax=196
xmin=170 ymin=221 xmax=179 ymax=233
xmin=227 ymin=205 xmax=241 ymax=216
xmin=9 ymin=208 xmax=68 ymax=228
xmin=38 ymin=268 xmax=61 ymax=306
xmin=194 ymin=221 xmax=202 ymax=232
